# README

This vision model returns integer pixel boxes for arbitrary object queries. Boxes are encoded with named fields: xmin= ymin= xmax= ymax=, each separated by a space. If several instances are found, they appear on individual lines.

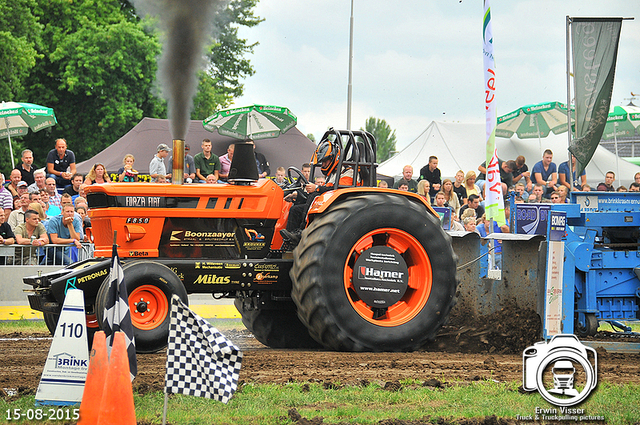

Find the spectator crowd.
xmin=3 ymin=135 xmax=639 ymax=269
xmin=384 ymin=149 xmax=640 ymax=269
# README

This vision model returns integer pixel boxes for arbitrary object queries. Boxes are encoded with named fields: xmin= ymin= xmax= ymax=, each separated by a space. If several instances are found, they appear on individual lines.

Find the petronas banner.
xmin=569 ymin=18 xmax=622 ymax=176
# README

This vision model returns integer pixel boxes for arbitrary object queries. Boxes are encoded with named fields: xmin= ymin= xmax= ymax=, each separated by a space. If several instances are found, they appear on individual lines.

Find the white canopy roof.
xmin=377 ymin=121 xmax=640 ymax=187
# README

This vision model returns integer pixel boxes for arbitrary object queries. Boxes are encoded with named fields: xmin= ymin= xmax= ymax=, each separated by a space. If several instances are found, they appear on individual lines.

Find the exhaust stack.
xmin=172 ymin=139 xmax=184 ymax=185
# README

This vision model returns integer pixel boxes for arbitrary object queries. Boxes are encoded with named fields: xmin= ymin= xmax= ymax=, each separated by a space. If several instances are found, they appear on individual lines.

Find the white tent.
xmin=378 ymin=121 xmax=640 ymax=187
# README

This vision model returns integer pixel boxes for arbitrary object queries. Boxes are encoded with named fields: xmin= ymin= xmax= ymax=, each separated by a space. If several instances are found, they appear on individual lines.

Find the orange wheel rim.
xmin=129 ymin=285 xmax=169 ymax=330
xmin=343 ymin=228 xmax=432 ymax=326
xmin=86 ymin=313 xmax=99 ymax=329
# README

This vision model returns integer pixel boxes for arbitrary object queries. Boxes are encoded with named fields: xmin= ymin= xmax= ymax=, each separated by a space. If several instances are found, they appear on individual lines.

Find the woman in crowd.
xmin=84 ymin=163 xmax=111 ymax=185
xmin=118 ymin=154 xmax=139 ymax=182
xmin=416 ymin=180 xmax=431 ymax=205
xmin=441 ymin=179 xmax=460 ymax=215
xmin=464 ymin=171 xmax=482 ymax=202
xmin=28 ymin=202 xmax=48 ymax=225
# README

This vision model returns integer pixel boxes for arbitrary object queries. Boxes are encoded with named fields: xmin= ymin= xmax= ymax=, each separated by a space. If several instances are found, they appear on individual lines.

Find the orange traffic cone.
xmin=78 ymin=331 xmax=108 ymax=425
xmin=97 ymin=332 xmax=136 ymax=425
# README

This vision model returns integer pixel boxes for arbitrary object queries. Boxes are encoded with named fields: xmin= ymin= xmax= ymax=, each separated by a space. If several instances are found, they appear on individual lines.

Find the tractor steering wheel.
xmin=283 ymin=166 xmax=310 ymax=201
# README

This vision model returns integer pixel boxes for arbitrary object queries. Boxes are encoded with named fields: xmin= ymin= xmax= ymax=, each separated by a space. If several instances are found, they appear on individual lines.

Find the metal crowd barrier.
xmin=0 ymin=243 xmax=94 ymax=266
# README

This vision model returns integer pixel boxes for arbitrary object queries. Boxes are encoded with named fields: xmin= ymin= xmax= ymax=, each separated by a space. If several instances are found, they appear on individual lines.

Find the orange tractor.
xmin=24 ymin=129 xmax=457 ymax=352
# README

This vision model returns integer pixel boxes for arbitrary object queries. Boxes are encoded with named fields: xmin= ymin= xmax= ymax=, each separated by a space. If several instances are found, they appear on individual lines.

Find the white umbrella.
xmin=0 ymin=101 xmax=57 ymax=168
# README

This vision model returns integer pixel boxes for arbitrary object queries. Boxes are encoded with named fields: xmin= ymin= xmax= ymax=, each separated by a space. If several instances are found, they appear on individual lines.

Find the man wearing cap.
xmin=168 ymin=143 xmax=196 ymax=183
xmin=16 ymin=181 xmax=29 ymax=198
xmin=150 ymin=143 xmax=171 ymax=182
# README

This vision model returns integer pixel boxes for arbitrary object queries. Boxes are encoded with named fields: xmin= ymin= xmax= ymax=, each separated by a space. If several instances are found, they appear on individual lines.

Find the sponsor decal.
xmin=54 ymin=352 xmax=88 ymax=369
xmin=244 ymin=228 xmax=265 ymax=241
xmin=352 ymin=246 xmax=409 ymax=307
xmin=195 ymin=262 xmax=223 ymax=269
xmin=358 ymin=266 xmax=404 ymax=281
xmin=243 ymin=229 xmax=267 ymax=251
xmin=128 ymin=251 xmax=149 ymax=257
xmin=76 ymin=269 xmax=108 ymax=284
xmin=194 ymin=274 xmax=231 ymax=284
xmin=243 ymin=241 xmax=266 ymax=251
xmin=170 ymin=230 xmax=235 ymax=244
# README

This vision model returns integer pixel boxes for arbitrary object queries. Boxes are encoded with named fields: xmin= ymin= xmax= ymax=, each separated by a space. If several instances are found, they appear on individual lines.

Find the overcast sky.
xmin=234 ymin=0 xmax=640 ymax=149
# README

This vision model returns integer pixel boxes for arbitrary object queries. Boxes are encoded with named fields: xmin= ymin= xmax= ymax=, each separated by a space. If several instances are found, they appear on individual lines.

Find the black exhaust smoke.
xmin=132 ymin=0 xmax=223 ymax=140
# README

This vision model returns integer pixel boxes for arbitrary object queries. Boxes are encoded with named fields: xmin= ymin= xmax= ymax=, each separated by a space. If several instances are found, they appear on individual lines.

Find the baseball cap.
xmin=17 ymin=181 xmax=28 ymax=188
xmin=157 ymin=143 xmax=171 ymax=152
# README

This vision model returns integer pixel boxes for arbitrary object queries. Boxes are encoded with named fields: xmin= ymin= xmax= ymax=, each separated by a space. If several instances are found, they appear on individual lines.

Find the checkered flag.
xmin=164 ymin=295 xmax=242 ymax=404
xmin=103 ymin=242 xmax=137 ymax=380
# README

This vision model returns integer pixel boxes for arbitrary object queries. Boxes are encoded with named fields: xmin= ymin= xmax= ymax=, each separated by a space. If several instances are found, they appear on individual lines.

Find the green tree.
xmin=22 ymin=0 xmax=162 ymax=162
xmin=193 ymin=0 xmax=263 ymax=119
xmin=0 ymin=0 xmax=43 ymax=172
xmin=362 ymin=117 xmax=397 ymax=162
xmin=0 ymin=0 xmax=42 ymax=101
xmin=18 ymin=0 xmax=261 ymax=167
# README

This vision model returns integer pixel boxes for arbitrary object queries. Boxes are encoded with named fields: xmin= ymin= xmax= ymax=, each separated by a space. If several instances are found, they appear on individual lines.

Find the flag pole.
xmin=565 ymin=16 xmax=574 ymax=185
xmin=162 ymin=392 xmax=169 ymax=425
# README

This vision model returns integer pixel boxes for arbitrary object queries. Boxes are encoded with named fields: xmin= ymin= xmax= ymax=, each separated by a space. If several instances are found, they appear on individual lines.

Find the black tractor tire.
xmin=96 ymin=261 xmax=188 ymax=354
xmin=44 ymin=311 xmax=100 ymax=350
xmin=291 ymin=193 xmax=458 ymax=352
xmin=234 ymin=298 xmax=322 ymax=349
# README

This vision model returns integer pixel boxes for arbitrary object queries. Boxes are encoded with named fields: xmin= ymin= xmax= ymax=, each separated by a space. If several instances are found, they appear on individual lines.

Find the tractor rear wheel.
xmin=234 ymin=298 xmax=321 ymax=349
xmin=96 ymin=261 xmax=188 ymax=353
xmin=291 ymin=193 xmax=457 ymax=351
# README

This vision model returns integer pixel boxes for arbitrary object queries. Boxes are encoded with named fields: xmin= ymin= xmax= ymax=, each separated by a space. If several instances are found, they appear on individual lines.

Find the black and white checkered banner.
xmin=165 ymin=295 xmax=242 ymax=404
xmin=103 ymin=243 xmax=137 ymax=380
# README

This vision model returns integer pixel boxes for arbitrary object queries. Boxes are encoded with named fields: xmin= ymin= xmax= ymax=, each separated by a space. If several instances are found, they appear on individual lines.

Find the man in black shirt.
xmin=477 ymin=159 xmax=517 ymax=195
xmin=458 ymin=194 xmax=485 ymax=220
xmin=15 ymin=149 xmax=36 ymax=186
xmin=419 ymin=156 xmax=441 ymax=198
xmin=46 ymin=138 xmax=77 ymax=188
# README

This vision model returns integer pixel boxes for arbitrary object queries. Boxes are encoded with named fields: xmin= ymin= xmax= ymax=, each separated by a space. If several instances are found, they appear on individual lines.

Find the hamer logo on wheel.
xmin=353 ymin=246 xmax=409 ymax=307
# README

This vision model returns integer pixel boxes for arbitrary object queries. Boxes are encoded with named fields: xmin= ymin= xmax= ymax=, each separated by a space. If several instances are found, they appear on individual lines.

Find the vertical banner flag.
xmin=483 ymin=0 xmax=505 ymax=225
xmin=165 ymin=295 xmax=242 ymax=404
xmin=103 ymin=243 xmax=137 ymax=380
xmin=569 ymin=18 xmax=622 ymax=175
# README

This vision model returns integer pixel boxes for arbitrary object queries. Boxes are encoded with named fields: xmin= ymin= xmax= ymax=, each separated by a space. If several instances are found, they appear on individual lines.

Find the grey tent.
xmin=77 ymin=117 xmax=317 ymax=175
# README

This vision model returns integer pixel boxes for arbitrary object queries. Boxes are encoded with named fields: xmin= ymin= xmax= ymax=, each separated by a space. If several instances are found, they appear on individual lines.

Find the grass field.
xmin=2 ymin=380 xmax=639 ymax=424
xmin=2 ymin=320 xmax=640 ymax=424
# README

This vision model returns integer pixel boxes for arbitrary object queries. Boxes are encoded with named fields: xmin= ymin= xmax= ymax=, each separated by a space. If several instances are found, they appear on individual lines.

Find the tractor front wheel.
xmin=96 ymin=261 xmax=188 ymax=353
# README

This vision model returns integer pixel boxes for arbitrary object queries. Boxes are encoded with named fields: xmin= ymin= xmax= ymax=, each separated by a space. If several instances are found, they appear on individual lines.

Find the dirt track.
xmin=2 ymin=318 xmax=640 ymax=400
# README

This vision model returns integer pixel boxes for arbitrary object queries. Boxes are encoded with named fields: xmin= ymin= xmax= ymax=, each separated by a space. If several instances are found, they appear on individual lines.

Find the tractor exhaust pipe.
xmin=172 ymin=139 xmax=184 ymax=185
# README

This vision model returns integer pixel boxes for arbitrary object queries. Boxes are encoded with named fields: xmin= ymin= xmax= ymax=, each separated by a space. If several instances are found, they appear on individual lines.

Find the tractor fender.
xmin=307 ymin=187 xmax=438 ymax=221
